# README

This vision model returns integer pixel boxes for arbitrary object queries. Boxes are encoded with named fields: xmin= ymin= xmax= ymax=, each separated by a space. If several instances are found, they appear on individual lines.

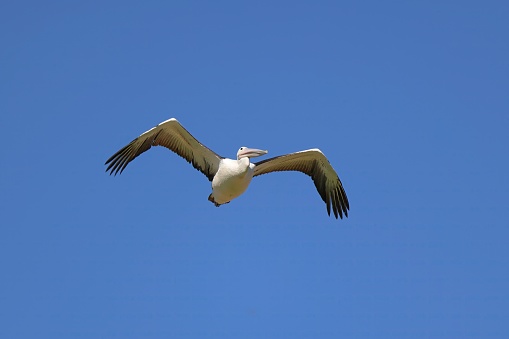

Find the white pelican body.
xmin=210 ymin=150 xmax=266 ymax=206
xmin=105 ymin=118 xmax=349 ymax=219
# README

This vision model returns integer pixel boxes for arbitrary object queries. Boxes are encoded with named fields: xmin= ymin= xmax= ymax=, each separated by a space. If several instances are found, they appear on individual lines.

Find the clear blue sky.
xmin=1 ymin=1 xmax=508 ymax=338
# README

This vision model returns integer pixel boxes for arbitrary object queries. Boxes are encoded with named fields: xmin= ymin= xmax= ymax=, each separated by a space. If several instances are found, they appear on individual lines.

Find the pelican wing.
xmin=253 ymin=149 xmax=349 ymax=219
xmin=105 ymin=118 xmax=222 ymax=181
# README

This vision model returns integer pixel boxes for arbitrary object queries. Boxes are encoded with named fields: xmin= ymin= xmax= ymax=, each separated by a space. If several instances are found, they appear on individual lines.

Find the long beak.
xmin=239 ymin=147 xmax=268 ymax=158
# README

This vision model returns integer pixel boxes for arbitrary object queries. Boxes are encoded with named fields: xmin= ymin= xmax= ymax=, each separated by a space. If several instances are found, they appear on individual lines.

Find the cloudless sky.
xmin=1 ymin=1 xmax=508 ymax=338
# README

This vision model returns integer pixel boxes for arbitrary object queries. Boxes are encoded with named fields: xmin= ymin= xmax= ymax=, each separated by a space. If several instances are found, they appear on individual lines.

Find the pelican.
xmin=105 ymin=118 xmax=349 ymax=218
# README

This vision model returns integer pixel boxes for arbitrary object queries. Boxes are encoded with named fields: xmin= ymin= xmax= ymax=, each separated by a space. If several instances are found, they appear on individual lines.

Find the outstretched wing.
xmin=105 ymin=118 xmax=223 ymax=181
xmin=253 ymin=149 xmax=349 ymax=219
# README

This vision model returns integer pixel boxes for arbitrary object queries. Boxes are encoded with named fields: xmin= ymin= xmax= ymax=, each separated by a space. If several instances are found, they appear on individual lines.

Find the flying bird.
xmin=105 ymin=118 xmax=349 ymax=218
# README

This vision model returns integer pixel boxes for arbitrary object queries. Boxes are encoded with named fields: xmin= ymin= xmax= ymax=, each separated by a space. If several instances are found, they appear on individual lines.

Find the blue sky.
xmin=1 ymin=1 xmax=508 ymax=338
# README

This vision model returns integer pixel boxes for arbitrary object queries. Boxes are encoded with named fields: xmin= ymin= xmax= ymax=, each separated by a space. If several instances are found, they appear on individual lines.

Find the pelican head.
xmin=237 ymin=147 xmax=268 ymax=160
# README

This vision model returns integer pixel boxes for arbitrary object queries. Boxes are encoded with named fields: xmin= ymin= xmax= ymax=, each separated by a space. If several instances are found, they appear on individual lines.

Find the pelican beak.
xmin=239 ymin=147 xmax=268 ymax=159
